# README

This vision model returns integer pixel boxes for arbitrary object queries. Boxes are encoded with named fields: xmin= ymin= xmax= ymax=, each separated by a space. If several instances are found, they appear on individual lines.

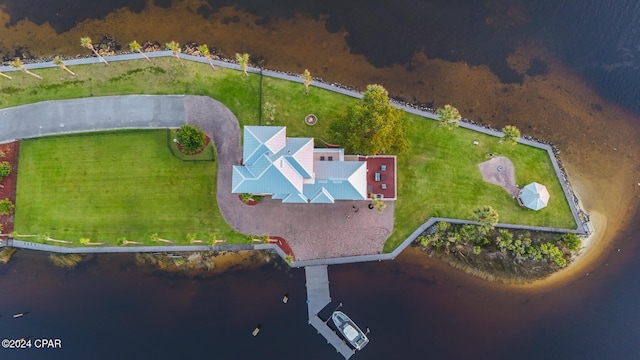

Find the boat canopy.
xmin=344 ymin=325 xmax=359 ymax=341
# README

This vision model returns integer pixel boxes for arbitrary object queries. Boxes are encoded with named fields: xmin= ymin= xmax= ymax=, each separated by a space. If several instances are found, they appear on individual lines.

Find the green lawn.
xmin=14 ymin=130 xmax=244 ymax=245
xmin=3 ymin=58 xmax=576 ymax=251
xmin=384 ymin=114 xmax=576 ymax=252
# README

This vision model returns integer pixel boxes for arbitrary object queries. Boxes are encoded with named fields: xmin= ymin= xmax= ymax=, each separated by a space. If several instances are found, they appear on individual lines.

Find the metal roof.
xmin=232 ymin=126 xmax=370 ymax=203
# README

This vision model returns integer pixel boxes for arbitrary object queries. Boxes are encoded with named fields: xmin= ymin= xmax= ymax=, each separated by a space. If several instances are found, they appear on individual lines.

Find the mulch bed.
xmin=269 ymin=236 xmax=294 ymax=257
xmin=0 ymin=141 xmax=19 ymax=235
xmin=238 ymin=195 xmax=260 ymax=206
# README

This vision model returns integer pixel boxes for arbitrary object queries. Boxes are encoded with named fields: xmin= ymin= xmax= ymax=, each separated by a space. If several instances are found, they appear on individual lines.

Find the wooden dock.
xmin=305 ymin=265 xmax=355 ymax=359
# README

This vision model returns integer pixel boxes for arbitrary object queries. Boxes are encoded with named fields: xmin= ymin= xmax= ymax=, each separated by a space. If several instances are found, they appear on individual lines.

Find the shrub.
xmin=0 ymin=199 xmax=14 ymax=215
xmin=0 ymin=161 xmax=11 ymax=177
xmin=560 ymin=233 xmax=582 ymax=251
xmin=176 ymin=124 xmax=206 ymax=154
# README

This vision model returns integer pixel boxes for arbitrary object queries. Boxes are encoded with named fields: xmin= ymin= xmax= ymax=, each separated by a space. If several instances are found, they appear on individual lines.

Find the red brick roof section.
xmin=358 ymin=155 xmax=397 ymax=200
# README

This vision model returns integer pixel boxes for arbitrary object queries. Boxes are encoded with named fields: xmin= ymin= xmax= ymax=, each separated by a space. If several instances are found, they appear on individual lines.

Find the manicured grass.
xmin=3 ymin=58 xmax=576 ymax=252
xmin=0 ymin=58 xmax=262 ymax=126
xmin=14 ymin=130 xmax=244 ymax=245
xmin=384 ymin=115 xmax=576 ymax=252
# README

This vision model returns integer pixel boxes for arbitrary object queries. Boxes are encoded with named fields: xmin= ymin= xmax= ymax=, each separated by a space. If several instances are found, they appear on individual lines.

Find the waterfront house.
xmin=231 ymin=126 xmax=397 ymax=203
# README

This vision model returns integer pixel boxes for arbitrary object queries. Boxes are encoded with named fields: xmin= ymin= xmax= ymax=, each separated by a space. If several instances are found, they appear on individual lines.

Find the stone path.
xmin=0 ymin=95 xmax=393 ymax=261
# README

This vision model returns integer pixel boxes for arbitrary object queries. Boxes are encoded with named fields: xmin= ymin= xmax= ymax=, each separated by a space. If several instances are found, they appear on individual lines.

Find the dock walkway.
xmin=305 ymin=265 xmax=355 ymax=359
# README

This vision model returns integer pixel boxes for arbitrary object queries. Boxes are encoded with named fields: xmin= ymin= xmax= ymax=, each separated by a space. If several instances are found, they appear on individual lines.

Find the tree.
xmin=165 ymin=41 xmax=183 ymax=65
xmin=436 ymin=104 xmax=461 ymax=129
xmin=198 ymin=44 xmax=216 ymax=70
xmin=118 ymin=238 xmax=142 ymax=246
xmin=236 ymin=53 xmax=250 ymax=76
xmin=53 ymin=56 xmax=76 ymax=76
xmin=149 ymin=232 xmax=173 ymax=243
xmin=81 ymin=37 xmax=109 ymax=65
xmin=560 ymin=233 xmax=581 ymax=252
xmin=129 ymin=40 xmax=151 ymax=61
xmin=502 ymin=125 xmax=521 ymax=144
xmin=80 ymin=237 xmax=103 ymax=246
xmin=301 ymin=69 xmax=312 ymax=95
xmin=472 ymin=205 xmax=499 ymax=234
xmin=329 ymin=84 xmax=409 ymax=155
xmin=176 ymin=124 xmax=207 ymax=154
xmin=10 ymin=58 xmax=43 ymax=80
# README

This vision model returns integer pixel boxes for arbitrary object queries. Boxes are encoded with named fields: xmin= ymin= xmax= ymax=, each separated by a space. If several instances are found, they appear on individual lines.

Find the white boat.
xmin=332 ymin=310 xmax=369 ymax=350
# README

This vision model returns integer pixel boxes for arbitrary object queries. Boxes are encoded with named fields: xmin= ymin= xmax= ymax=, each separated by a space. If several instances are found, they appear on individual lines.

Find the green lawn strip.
xmin=14 ymin=130 xmax=244 ymax=246
xmin=0 ymin=59 xmax=262 ymax=126
xmin=383 ymin=114 xmax=576 ymax=252
xmin=258 ymin=77 xmax=357 ymax=140
xmin=168 ymin=129 xmax=215 ymax=161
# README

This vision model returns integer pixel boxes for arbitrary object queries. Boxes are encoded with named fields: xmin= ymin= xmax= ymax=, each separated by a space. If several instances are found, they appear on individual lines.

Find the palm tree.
xmin=301 ymin=69 xmax=312 ymax=95
xmin=472 ymin=205 xmax=500 ymax=234
xmin=129 ymin=40 xmax=151 ymax=61
xmin=501 ymin=125 xmax=521 ymax=144
xmin=209 ymin=233 xmax=226 ymax=245
xmin=80 ymin=37 xmax=109 ymax=65
xmin=9 ymin=231 xmax=38 ymax=238
xmin=436 ymin=104 xmax=461 ymax=129
xmin=0 ymin=71 xmax=11 ymax=80
xmin=118 ymin=238 xmax=143 ymax=246
xmin=53 ymin=56 xmax=76 ymax=76
xmin=41 ymin=234 xmax=72 ymax=244
xmin=197 ymin=44 xmax=215 ymax=70
xmin=165 ymin=41 xmax=183 ymax=65
xmin=149 ymin=232 xmax=173 ymax=244
xmin=187 ymin=233 xmax=204 ymax=243
xmin=235 ymin=53 xmax=250 ymax=76
xmin=79 ymin=237 xmax=103 ymax=246
xmin=369 ymin=193 xmax=387 ymax=213
xmin=10 ymin=58 xmax=42 ymax=79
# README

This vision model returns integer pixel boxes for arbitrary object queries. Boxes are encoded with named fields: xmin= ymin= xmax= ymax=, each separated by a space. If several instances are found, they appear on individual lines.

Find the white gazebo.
xmin=518 ymin=182 xmax=550 ymax=210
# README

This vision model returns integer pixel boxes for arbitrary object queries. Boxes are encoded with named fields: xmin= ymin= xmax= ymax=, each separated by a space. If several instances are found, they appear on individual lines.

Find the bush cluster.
xmin=0 ymin=199 xmax=14 ymax=215
xmin=0 ymin=161 xmax=11 ymax=178
xmin=176 ymin=124 xmax=206 ymax=154
xmin=417 ymin=222 xmax=581 ymax=268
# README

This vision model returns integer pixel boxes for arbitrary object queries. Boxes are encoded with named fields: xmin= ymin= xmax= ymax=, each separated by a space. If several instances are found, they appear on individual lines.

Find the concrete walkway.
xmin=0 ymin=95 xmax=393 ymax=261
xmin=0 ymin=95 xmax=185 ymax=141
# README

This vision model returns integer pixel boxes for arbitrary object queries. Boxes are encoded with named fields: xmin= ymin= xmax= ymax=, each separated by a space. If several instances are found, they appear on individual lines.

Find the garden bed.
xmin=0 ymin=141 xmax=19 ymax=236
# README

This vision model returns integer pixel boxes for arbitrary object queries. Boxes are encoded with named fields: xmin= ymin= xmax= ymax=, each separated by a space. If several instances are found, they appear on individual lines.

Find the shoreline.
xmin=0 ymin=52 xmax=595 ymax=289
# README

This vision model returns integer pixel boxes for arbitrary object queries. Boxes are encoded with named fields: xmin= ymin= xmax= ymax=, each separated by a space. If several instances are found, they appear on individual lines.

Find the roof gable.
xmin=310 ymin=187 xmax=335 ymax=203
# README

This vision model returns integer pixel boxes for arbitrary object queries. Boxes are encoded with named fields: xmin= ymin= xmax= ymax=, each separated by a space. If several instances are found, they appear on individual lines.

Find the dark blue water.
xmin=1 ymin=1 xmax=640 ymax=359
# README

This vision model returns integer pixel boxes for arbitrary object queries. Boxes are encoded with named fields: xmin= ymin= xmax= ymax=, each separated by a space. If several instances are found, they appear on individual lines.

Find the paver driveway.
xmin=0 ymin=95 xmax=394 ymax=261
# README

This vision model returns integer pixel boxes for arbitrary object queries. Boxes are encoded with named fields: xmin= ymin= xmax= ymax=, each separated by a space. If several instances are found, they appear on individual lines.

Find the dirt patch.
xmin=478 ymin=156 xmax=518 ymax=196
xmin=0 ymin=141 xmax=19 ymax=236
